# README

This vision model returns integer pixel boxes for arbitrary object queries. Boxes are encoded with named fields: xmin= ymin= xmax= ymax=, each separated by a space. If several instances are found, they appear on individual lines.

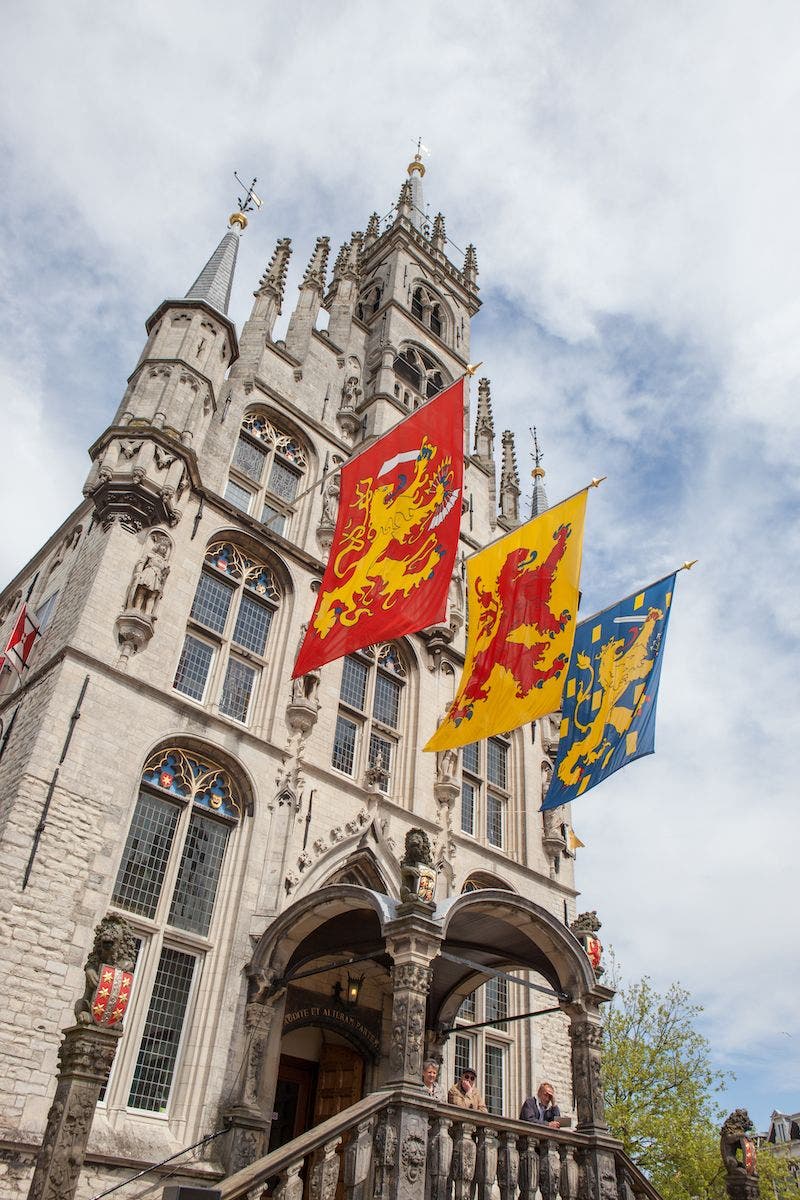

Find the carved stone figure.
xmin=124 ymin=532 xmax=171 ymax=616
xmin=399 ymin=827 xmax=437 ymax=905
xmin=570 ymin=911 xmax=604 ymax=977
xmin=74 ymin=914 xmax=137 ymax=1025
xmin=436 ymin=746 xmax=459 ymax=783
xmin=721 ymin=1109 xmax=758 ymax=1180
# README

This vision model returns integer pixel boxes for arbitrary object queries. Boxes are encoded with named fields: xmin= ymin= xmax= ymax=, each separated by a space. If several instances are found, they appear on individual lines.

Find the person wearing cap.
xmin=520 ymin=1081 xmax=561 ymax=1128
xmin=448 ymin=1066 xmax=488 ymax=1112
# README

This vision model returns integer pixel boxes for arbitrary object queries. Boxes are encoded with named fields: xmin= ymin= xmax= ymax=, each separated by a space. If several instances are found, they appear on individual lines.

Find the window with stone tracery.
xmin=395 ymin=344 xmax=450 ymax=403
xmin=460 ymin=736 xmax=510 ymax=850
xmin=173 ymin=540 xmax=281 ymax=725
xmin=411 ymin=284 xmax=449 ymax=342
xmin=356 ymin=282 xmax=383 ymax=321
xmin=106 ymin=746 xmax=245 ymax=1116
xmin=224 ymin=409 xmax=308 ymax=537
xmin=331 ymin=644 xmax=406 ymax=795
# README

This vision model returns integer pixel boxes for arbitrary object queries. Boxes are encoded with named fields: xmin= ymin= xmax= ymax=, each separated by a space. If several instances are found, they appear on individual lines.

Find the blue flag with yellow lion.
xmin=542 ymin=574 xmax=676 ymax=811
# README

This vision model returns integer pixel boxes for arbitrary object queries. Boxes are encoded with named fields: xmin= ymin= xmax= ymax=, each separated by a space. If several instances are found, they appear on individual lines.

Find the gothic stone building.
xmin=0 ymin=162 xmax=612 ymax=1198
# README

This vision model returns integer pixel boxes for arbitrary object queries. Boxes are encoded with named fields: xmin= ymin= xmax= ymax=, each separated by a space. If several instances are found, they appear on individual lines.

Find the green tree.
xmin=602 ymin=970 xmax=729 ymax=1200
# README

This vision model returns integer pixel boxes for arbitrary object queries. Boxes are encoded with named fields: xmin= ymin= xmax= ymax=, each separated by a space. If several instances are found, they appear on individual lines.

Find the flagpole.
xmin=576 ymin=559 xmax=698 ymax=627
xmin=264 ymin=361 xmax=483 ymax=525
xmin=462 ymin=476 xmax=607 ymax=561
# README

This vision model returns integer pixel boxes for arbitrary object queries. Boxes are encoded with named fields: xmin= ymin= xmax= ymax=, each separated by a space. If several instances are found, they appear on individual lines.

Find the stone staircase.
xmin=214 ymin=1084 xmax=663 ymax=1200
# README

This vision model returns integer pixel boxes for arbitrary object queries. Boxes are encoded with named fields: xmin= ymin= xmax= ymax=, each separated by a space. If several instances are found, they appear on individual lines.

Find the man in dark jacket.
xmin=520 ymin=1081 xmax=561 ymax=1128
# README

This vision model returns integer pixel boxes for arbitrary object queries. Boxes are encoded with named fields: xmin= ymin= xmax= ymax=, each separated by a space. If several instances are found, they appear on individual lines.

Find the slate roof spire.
xmin=184 ymin=213 xmax=245 ymax=316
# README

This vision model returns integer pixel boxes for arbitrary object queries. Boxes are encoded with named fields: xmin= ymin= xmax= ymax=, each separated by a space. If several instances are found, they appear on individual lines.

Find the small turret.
xmin=431 ymin=212 xmax=446 ymax=254
xmin=362 ymin=212 xmax=381 ymax=252
xmin=529 ymin=426 xmax=549 ymax=517
xmin=396 ymin=179 xmax=413 ymax=221
xmin=326 ymin=231 xmax=363 ymax=349
xmin=285 ymin=236 xmax=330 ymax=361
xmin=406 ymin=150 xmax=427 ymax=232
xmin=464 ymin=244 xmax=478 ymax=289
xmin=236 ymin=237 xmax=292 ymax=368
xmin=499 ymin=430 xmax=520 ymax=524
xmin=473 ymin=378 xmax=495 ymax=467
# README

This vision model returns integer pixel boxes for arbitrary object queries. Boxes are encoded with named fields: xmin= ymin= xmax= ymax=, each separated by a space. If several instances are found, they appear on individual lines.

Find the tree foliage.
xmin=602 ymin=969 xmax=729 ymax=1200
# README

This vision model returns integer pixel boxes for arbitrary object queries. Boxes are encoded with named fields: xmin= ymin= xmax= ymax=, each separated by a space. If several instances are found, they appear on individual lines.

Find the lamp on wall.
xmin=346 ymin=973 xmax=364 ymax=1006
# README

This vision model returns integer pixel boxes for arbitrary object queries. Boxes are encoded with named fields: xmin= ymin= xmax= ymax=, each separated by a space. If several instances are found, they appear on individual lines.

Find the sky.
xmin=1 ymin=0 xmax=798 ymax=1133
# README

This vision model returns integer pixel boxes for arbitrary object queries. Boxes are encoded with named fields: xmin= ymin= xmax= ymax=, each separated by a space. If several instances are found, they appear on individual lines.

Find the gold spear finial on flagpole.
xmin=465 ymin=361 xmax=483 ymax=376
xmin=680 ymin=559 xmax=698 ymax=571
xmin=590 ymin=476 xmax=607 ymax=488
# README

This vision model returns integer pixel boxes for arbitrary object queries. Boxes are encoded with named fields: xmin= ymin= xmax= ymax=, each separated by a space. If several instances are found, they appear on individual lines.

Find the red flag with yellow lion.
xmin=293 ymin=380 xmax=464 ymax=677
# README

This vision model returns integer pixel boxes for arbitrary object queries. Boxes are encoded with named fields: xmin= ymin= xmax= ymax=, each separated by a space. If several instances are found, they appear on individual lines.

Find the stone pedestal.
xmin=222 ymin=989 xmax=287 ymax=1173
xmin=27 ymin=1023 xmax=121 ymax=1200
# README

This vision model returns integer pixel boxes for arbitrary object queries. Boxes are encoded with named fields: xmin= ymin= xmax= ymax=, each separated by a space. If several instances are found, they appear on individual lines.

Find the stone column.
xmin=222 ymin=980 xmax=288 ymax=1174
xmin=27 ymin=1023 xmax=121 ymax=1200
xmin=566 ymin=1004 xmax=619 ymax=1200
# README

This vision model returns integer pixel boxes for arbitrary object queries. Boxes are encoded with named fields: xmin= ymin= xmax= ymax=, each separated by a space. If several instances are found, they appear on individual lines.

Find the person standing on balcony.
xmin=422 ymin=1059 xmax=447 ymax=1101
xmin=448 ymin=1067 xmax=488 ymax=1112
xmin=520 ymin=1081 xmax=561 ymax=1128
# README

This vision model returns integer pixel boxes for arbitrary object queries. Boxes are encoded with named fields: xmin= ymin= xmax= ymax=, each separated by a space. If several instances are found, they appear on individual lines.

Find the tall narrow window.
xmin=109 ymin=747 xmax=243 ymax=1116
xmin=224 ymin=409 xmax=308 ymax=537
xmin=451 ymin=977 xmax=515 ymax=1116
xmin=459 ymin=736 xmax=510 ymax=850
xmin=174 ymin=541 xmax=281 ymax=725
xmin=396 ymin=345 xmax=448 ymax=402
xmin=331 ymin=644 xmax=406 ymax=794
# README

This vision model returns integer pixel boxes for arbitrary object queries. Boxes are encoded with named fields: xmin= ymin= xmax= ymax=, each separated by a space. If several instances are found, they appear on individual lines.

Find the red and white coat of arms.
xmin=91 ymin=964 xmax=134 ymax=1027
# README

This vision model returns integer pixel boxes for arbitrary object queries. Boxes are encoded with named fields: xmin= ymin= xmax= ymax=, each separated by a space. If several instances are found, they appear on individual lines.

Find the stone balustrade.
xmin=209 ymin=1085 xmax=663 ymax=1200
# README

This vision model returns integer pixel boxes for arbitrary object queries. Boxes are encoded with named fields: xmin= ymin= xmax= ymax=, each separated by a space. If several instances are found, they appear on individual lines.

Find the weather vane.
xmin=233 ymin=172 xmax=263 ymax=215
xmin=530 ymin=426 xmax=543 ymax=471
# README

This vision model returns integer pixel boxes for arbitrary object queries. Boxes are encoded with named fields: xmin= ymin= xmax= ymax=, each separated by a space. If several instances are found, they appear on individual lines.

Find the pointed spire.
xmin=397 ymin=179 xmax=413 ymax=220
xmin=464 ymin=244 xmax=478 ymax=288
xmin=406 ymin=152 xmax=426 ymax=233
xmin=474 ymin=377 xmax=495 ymax=465
xmin=529 ymin=426 xmax=549 ymax=518
xmin=184 ymin=220 xmax=242 ymax=316
xmin=256 ymin=237 xmax=292 ymax=308
xmin=300 ymin=236 xmax=330 ymax=292
xmin=431 ymin=212 xmax=446 ymax=253
xmin=332 ymin=231 xmax=362 ymax=283
xmin=363 ymin=212 xmax=381 ymax=251
xmin=499 ymin=430 xmax=520 ymax=524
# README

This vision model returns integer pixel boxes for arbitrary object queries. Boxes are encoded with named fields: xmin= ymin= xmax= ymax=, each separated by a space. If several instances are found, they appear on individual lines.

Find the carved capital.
xmin=392 ymin=962 xmax=433 ymax=993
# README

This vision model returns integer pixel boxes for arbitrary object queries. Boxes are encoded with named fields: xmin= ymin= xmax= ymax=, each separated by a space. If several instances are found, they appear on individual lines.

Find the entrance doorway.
xmin=311 ymin=1042 xmax=364 ymax=1124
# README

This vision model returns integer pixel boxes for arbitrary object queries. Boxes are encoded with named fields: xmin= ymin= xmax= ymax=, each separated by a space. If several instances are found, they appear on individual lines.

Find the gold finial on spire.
xmin=408 ymin=137 xmax=429 ymax=177
xmin=530 ymin=426 xmax=545 ymax=478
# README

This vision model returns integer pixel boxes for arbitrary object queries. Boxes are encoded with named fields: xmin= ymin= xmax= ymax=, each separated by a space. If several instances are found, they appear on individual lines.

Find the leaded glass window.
xmin=175 ymin=541 xmax=281 ymax=726
xmin=459 ymin=736 xmax=511 ymax=852
xmin=109 ymin=747 xmax=243 ymax=1117
xmin=225 ymin=409 xmax=308 ymax=538
xmin=461 ymin=780 xmax=476 ymax=836
xmin=484 ymin=1044 xmax=505 ymax=1116
xmin=485 ymin=977 xmax=508 ymax=1031
xmin=332 ymin=645 xmax=406 ymax=794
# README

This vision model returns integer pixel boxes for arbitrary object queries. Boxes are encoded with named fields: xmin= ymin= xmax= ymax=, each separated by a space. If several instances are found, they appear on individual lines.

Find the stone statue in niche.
xmin=124 ymin=531 xmax=171 ymax=617
xmin=341 ymin=375 xmax=361 ymax=410
xmin=436 ymin=746 xmax=459 ymax=783
xmin=320 ymin=467 xmax=341 ymax=525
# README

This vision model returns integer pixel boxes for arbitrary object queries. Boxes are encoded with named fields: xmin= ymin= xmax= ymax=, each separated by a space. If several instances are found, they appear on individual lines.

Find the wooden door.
xmin=268 ymin=1056 xmax=317 ymax=1154
xmin=311 ymin=1042 xmax=364 ymax=1124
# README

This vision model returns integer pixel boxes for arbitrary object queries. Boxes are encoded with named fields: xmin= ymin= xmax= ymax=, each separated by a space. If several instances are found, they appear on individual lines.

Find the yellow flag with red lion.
xmin=425 ymin=491 xmax=587 ymax=751
xmin=294 ymin=380 xmax=465 ymax=677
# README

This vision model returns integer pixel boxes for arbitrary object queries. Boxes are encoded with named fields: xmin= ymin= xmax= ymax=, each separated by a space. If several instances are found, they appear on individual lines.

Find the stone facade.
xmin=0 ymin=167 xmax=589 ymax=1198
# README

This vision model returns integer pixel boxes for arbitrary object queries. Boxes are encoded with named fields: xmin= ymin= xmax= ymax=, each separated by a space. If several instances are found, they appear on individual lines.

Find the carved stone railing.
xmin=210 ymin=1086 xmax=665 ymax=1200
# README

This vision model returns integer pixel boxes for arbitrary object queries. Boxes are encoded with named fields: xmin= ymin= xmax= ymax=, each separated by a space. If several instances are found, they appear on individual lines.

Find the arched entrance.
xmin=223 ymin=884 xmax=613 ymax=1175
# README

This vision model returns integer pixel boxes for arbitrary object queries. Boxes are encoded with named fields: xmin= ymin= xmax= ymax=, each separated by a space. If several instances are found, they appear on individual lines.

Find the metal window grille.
xmin=232 ymin=593 xmax=272 ymax=655
xmin=127 ymin=947 xmax=196 ymax=1112
xmin=454 ymin=1034 xmax=475 ymax=1083
xmin=487 ymin=738 xmax=508 ymax=789
xmin=268 ymin=458 xmax=300 ymax=502
xmin=261 ymin=502 xmax=286 ymax=535
xmin=224 ymin=478 xmax=252 ymax=512
xmin=373 ymin=672 xmax=401 ymax=728
xmin=332 ymin=715 xmax=358 ymax=775
xmin=487 ymin=793 xmax=504 ymax=848
xmin=340 ymin=657 xmax=368 ymax=710
xmin=219 ymin=658 xmax=257 ymax=723
xmin=168 ymin=812 xmax=230 ymax=936
xmin=174 ymin=636 xmax=214 ymax=701
xmin=463 ymin=742 xmax=480 ymax=775
xmin=190 ymin=572 xmax=233 ymax=634
xmin=232 ymin=435 xmax=267 ymax=483
xmin=112 ymin=794 xmax=180 ymax=918
xmin=461 ymin=780 xmax=476 ymax=835
xmin=458 ymin=992 xmax=476 ymax=1021
xmin=485 ymin=977 xmax=508 ymax=1030
xmin=484 ymin=1043 xmax=505 ymax=1116
xmin=368 ymin=732 xmax=392 ymax=791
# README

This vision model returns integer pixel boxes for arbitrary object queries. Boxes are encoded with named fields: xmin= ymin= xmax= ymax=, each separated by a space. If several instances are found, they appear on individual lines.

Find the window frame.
xmin=459 ymin=736 xmax=511 ymax=851
xmin=224 ymin=410 xmax=308 ymax=538
xmin=331 ymin=645 xmax=406 ymax=795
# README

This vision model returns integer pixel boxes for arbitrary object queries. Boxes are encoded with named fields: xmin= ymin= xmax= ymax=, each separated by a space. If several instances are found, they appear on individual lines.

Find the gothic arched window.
xmin=460 ymin=736 xmax=511 ymax=850
xmin=410 ymin=284 xmax=448 ymax=342
xmin=331 ymin=644 xmax=406 ymax=795
xmin=356 ymin=282 xmax=383 ymax=321
xmin=224 ymin=409 xmax=308 ymax=537
xmin=173 ymin=540 xmax=281 ymax=725
xmin=107 ymin=746 xmax=245 ymax=1115
xmin=395 ymin=345 xmax=449 ymax=403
